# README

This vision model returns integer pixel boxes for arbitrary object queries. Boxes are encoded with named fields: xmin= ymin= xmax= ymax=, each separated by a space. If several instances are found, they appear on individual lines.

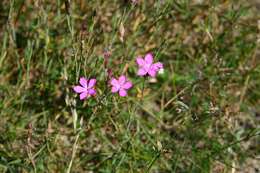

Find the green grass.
xmin=0 ymin=0 xmax=259 ymax=172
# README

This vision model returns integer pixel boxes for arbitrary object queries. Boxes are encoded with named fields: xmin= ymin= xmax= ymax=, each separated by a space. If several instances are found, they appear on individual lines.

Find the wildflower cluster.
xmin=73 ymin=53 xmax=163 ymax=100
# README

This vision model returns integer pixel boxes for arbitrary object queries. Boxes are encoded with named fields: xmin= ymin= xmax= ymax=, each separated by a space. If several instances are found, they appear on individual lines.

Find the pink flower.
xmin=136 ymin=53 xmax=163 ymax=77
xmin=73 ymin=77 xmax=96 ymax=100
xmin=110 ymin=75 xmax=133 ymax=97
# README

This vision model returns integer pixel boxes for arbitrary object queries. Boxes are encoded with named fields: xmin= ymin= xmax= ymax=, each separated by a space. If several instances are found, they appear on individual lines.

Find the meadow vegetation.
xmin=0 ymin=0 xmax=259 ymax=172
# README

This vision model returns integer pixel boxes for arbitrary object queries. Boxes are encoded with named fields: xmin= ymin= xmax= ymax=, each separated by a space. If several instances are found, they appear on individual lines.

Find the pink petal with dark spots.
xmin=152 ymin=62 xmax=163 ymax=70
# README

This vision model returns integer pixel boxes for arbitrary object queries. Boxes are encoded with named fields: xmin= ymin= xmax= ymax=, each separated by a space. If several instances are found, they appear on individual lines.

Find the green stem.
xmin=141 ymin=77 xmax=146 ymax=101
xmin=145 ymin=152 xmax=161 ymax=173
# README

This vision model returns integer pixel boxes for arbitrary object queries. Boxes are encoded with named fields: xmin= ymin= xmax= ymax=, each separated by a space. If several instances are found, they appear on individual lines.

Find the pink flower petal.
xmin=110 ymin=78 xmax=119 ymax=86
xmin=88 ymin=79 xmax=96 ymax=88
xmin=88 ymin=88 xmax=96 ymax=95
xmin=118 ymin=75 xmax=126 ymax=85
xmin=136 ymin=56 xmax=145 ymax=66
xmin=73 ymin=86 xmax=86 ymax=93
xmin=148 ymin=69 xmax=157 ymax=77
xmin=80 ymin=92 xmax=89 ymax=100
xmin=119 ymin=89 xmax=127 ymax=97
xmin=122 ymin=81 xmax=132 ymax=89
xmin=79 ymin=77 xmax=88 ymax=87
xmin=137 ymin=68 xmax=147 ymax=76
xmin=144 ymin=53 xmax=153 ymax=65
xmin=111 ymin=86 xmax=119 ymax=93
xmin=152 ymin=62 xmax=163 ymax=70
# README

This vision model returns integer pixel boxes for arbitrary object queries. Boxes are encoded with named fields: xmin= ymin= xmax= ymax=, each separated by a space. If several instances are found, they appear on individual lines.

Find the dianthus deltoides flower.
xmin=110 ymin=75 xmax=133 ymax=97
xmin=136 ymin=53 xmax=163 ymax=77
xmin=73 ymin=77 xmax=96 ymax=100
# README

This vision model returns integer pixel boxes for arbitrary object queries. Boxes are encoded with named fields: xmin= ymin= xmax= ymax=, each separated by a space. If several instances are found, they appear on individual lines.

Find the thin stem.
xmin=66 ymin=132 xmax=80 ymax=173
xmin=141 ymin=77 xmax=146 ymax=101
xmin=145 ymin=152 xmax=161 ymax=173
